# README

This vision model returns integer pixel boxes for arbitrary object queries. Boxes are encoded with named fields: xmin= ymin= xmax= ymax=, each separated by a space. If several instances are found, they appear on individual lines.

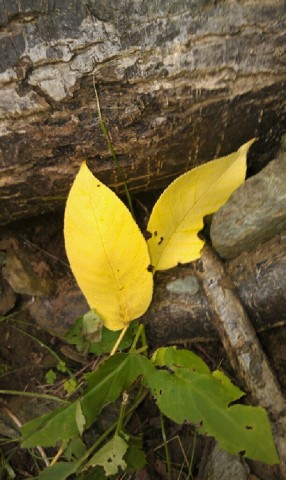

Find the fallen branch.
xmin=197 ymin=244 xmax=286 ymax=478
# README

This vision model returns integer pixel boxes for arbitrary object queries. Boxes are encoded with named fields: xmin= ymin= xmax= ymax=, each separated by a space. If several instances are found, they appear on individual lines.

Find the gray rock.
xmin=204 ymin=444 xmax=249 ymax=480
xmin=0 ymin=276 xmax=17 ymax=315
xmin=2 ymin=250 xmax=54 ymax=297
xmin=211 ymin=153 xmax=286 ymax=259
xmin=166 ymin=275 xmax=200 ymax=295
xmin=28 ymin=276 xmax=89 ymax=334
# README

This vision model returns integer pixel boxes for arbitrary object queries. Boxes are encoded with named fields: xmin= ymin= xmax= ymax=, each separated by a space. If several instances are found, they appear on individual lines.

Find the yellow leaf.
xmin=64 ymin=162 xmax=153 ymax=331
xmin=147 ymin=140 xmax=256 ymax=271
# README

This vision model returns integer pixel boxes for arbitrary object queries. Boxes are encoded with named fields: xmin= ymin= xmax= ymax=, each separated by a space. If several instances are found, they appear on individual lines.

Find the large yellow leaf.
xmin=64 ymin=162 xmax=153 ymax=331
xmin=147 ymin=140 xmax=255 ymax=271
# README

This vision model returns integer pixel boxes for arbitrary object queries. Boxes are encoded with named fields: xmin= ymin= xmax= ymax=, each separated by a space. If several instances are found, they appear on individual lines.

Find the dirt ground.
xmin=0 ymin=211 xmax=285 ymax=479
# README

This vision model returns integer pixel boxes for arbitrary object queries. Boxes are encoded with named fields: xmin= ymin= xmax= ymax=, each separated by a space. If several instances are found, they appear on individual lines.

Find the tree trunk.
xmin=0 ymin=0 xmax=285 ymax=224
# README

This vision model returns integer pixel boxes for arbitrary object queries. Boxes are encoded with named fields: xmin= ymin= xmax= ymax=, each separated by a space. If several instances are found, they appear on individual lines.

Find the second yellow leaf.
xmin=147 ymin=140 xmax=255 ymax=271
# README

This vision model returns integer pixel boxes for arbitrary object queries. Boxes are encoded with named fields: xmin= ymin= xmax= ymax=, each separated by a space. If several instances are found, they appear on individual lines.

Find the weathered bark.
xmin=0 ymin=0 xmax=285 ymax=224
xmin=143 ymin=232 xmax=286 ymax=346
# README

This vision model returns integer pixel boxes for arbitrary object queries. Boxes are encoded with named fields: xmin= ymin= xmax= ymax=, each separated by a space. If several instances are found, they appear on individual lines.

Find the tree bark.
xmin=0 ymin=0 xmax=285 ymax=224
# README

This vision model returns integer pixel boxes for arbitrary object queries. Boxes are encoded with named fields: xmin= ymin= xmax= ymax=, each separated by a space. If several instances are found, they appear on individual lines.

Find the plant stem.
xmin=122 ymin=385 xmax=145 ymax=429
xmin=0 ymin=310 xmax=22 ymax=323
xmin=129 ymin=323 xmax=148 ymax=357
xmin=186 ymin=428 xmax=196 ymax=480
xmin=129 ymin=324 xmax=144 ymax=352
xmin=140 ymin=324 xmax=148 ymax=356
xmin=50 ymin=445 xmax=64 ymax=466
xmin=160 ymin=412 xmax=172 ymax=480
xmin=115 ymin=392 xmax=129 ymax=436
xmin=0 ymin=390 xmax=68 ymax=404
xmin=93 ymin=79 xmax=135 ymax=218
xmin=76 ymin=387 xmax=147 ymax=473
xmin=132 ymin=346 xmax=148 ymax=355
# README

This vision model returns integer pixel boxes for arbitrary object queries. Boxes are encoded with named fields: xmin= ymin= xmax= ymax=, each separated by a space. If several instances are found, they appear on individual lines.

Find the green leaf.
xmin=89 ymin=321 xmax=138 ymax=354
xmin=64 ymin=437 xmax=86 ymax=461
xmin=84 ymin=435 xmax=128 ymax=476
xmin=146 ymin=368 xmax=279 ymax=464
xmin=64 ymin=378 xmax=77 ymax=395
xmin=152 ymin=346 xmax=210 ymax=374
xmin=75 ymin=400 xmax=86 ymax=436
xmin=217 ymin=405 xmax=279 ymax=463
xmin=57 ymin=360 xmax=67 ymax=373
xmin=212 ymin=369 xmax=244 ymax=399
xmin=66 ymin=317 xmax=137 ymax=354
xmin=45 ymin=369 xmax=57 ymax=385
xmin=36 ymin=462 xmax=78 ymax=480
xmin=65 ymin=316 xmax=86 ymax=352
xmin=77 ymin=466 xmax=106 ymax=480
xmin=0 ymin=462 xmax=15 ymax=479
xmin=124 ymin=436 xmax=146 ymax=472
xmin=21 ymin=353 xmax=154 ymax=447
xmin=21 ymin=404 xmax=76 ymax=449
xmin=82 ymin=310 xmax=103 ymax=344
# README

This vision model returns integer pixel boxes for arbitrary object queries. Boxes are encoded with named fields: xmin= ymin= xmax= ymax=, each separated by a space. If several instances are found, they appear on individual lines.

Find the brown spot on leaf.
xmin=144 ymin=230 xmax=152 ymax=240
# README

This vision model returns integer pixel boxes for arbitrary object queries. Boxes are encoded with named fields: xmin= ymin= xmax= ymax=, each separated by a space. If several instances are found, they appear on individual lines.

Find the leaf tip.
xmin=239 ymin=138 xmax=257 ymax=155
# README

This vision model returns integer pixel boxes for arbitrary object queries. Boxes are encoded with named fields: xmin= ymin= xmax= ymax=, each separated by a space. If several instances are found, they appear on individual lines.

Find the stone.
xmin=28 ymin=276 xmax=89 ymax=334
xmin=2 ymin=249 xmax=54 ymax=297
xmin=166 ymin=275 xmax=200 ymax=295
xmin=211 ymin=152 xmax=286 ymax=259
xmin=0 ymin=276 xmax=17 ymax=315
xmin=204 ymin=444 xmax=249 ymax=480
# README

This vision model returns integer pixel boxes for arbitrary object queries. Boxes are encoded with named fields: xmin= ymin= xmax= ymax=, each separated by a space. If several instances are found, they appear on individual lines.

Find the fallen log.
xmin=0 ymin=0 xmax=285 ymax=224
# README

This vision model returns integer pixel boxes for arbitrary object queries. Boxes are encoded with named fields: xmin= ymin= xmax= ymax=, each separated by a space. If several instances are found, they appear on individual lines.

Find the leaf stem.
xmin=129 ymin=323 xmax=148 ymax=357
xmin=140 ymin=324 xmax=148 ymax=355
xmin=132 ymin=346 xmax=148 ymax=355
xmin=186 ymin=428 xmax=196 ymax=480
xmin=115 ymin=391 xmax=129 ymax=436
xmin=50 ymin=444 xmax=64 ymax=466
xmin=129 ymin=324 xmax=144 ymax=352
xmin=110 ymin=326 xmax=128 ymax=356
xmin=0 ymin=390 xmax=68 ymax=404
xmin=122 ymin=385 xmax=146 ymax=429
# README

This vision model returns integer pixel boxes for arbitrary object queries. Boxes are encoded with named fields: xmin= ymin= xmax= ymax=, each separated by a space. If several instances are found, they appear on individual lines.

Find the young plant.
xmin=20 ymin=140 xmax=279 ymax=479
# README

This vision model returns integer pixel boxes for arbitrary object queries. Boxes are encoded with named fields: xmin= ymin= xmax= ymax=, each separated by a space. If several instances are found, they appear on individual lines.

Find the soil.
xmin=0 ymin=210 xmax=285 ymax=479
